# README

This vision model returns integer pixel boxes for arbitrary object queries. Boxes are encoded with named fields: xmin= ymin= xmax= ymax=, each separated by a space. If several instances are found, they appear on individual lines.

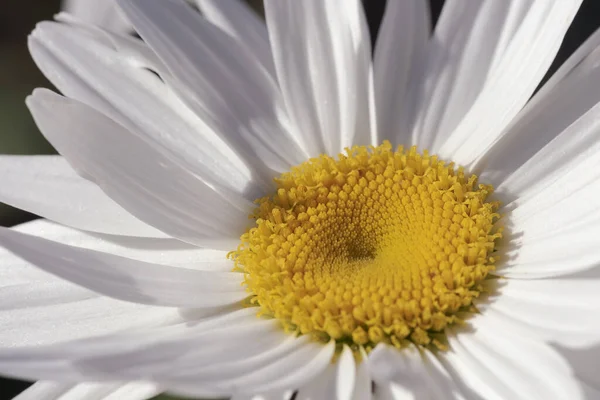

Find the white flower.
xmin=2 ymin=0 xmax=600 ymax=399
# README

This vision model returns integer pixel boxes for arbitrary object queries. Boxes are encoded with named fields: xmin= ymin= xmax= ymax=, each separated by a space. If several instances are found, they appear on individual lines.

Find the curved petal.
xmin=478 ymin=27 xmax=600 ymax=190
xmin=196 ymin=0 xmax=276 ymax=79
xmin=557 ymin=344 xmax=600 ymax=395
xmin=477 ymin=279 xmax=600 ymax=347
xmin=0 ymin=309 xmax=333 ymax=399
xmin=374 ymin=0 xmax=430 ymax=145
xmin=428 ymin=1 xmax=581 ymax=166
xmin=0 ymin=221 xmax=187 ymax=348
xmin=27 ymin=89 xmax=250 ymax=249
xmin=295 ymin=345 xmax=358 ymax=400
xmin=118 ymin=0 xmax=307 ymax=177
xmin=264 ymin=0 xmax=374 ymax=155
xmin=441 ymin=316 xmax=583 ymax=400
xmin=0 ymin=156 xmax=165 ymax=238
xmin=369 ymin=344 xmax=458 ymax=399
xmin=29 ymin=20 xmax=262 ymax=199
xmin=0 ymin=308 xmax=259 ymax=381
xmin=0 ymin=226 xmax=247 ymax=308
xmin=61 ymin=0 xmax=131 ymax=33
xmin=14 ymin=380 xmax=160 ymax=400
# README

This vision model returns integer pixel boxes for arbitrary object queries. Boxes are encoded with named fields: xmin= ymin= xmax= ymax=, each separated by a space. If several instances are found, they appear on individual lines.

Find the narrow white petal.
xmin=442 ymin=317 xmax=583 ymax=400
xmin=295 ymin=344 xmax=356 ymax=400
xmin=0 ymin=309 xmax=330 ymax=399
xmin=352 ymin=349 xmax=372 ymax=400
xmin=0 ymin=226 xmax=247 ymax=308
xmin=61 ymin=0 xmax=131 ymax=33
xmin=13 ymin=382 xmax=71 ymax=400
xmin=478 ymin=28 xmax=600 ymax=191
xmin=477 ymin=279 xmax=600 ymax=347
xmin=15 ymin=381 xmax=160 ymax=400
xmin=0 ymin=308 xmax=257 ymax=381
xmin=29 ymin=20 xmax=261 ymax=199
xmin=432 ymin=1 xmax=581 ymax=166
xmin=171 ymin=340 xmax=335 ymax=397
xmin=374 ymin=0 xmax=429 ymax=144
xmin=0 ymin=156 xmax=165 ymax=238
xmin=27 ymin=89 xmax=250 ymax=249
xmin=118 ymin=0 xmax=307 ymax=176
xmin=264 ymin=0 xmax=374 ymax=155
xmin=230 ymin=392 xmax=294 ymax=400
xmin=369 ymin=344 xmax=457 ymax=399
xmin=413 ymin=0 xmax=530 ymax=151
xmin=196 ymin=0 xmax=276 ymax=78
xmin=0 ymin=222 xmax=185 ymax=347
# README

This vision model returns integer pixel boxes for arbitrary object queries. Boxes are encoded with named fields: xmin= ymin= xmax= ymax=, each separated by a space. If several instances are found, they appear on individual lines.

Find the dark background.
xmin=1 ymin=0 xmax=599 ymax=398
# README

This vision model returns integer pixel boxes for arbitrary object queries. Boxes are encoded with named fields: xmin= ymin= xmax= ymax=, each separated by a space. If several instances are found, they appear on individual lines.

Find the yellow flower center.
xmin=230 ymin=142 xmax=501 ymax=352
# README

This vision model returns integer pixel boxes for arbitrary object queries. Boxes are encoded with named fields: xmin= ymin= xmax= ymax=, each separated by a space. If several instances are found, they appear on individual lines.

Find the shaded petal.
xmin=118 ymin=0 xmax=306 ymax=177
xmin=0 ymin=156 xmax=165 ymax=238
xmin=295 ymin=344 xmax=357 ymax=400
xmin=374 ymin=0 xmax=430 ymax=144
xmin=369 ymin=344 xmax=458 ymax=399
xmin=441 ymin=316 xmax=583 ymax=400
xmin=264 ymin=0 xmax=374 ymax=155
xmin=0 ymin=226 xmax=247 ymax=308
xmin=0 ymin=221 xmax=186 ymax=348
xmin=557 ymin=344 xmax=600 ymax=394
xmin=29 ymin=20 xmax=261 ymax=199
xmin=15 ymin=380 xmax=160 ymax=400
xmin=27 ymin=89 xmax=250 ymax=249
xmin=0 ymin=308 xmax=258 ymax=381
xmin=425 ymin=1 xmax=581 ymax=166
xmin=477 ymin=279 xmax=600 ymax=347
xmin=61 ymin=0 xmax=131 ymax=33
xmin=196 ymin=0 xmax=276 ymax=78
xmin=0 ymin=309 xmax=333 ymax=399
xmin=230 ymin=391 xmax=294 ymax=400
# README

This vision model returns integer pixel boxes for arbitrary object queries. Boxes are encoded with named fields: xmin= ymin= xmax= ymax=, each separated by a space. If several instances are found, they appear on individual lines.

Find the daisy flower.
xmin=2 ymin=0 xmax=600 ymax=399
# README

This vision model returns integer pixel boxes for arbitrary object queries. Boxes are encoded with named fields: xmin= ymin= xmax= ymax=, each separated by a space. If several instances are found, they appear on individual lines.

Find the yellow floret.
xmin=230 ymin=142 xmax=501 ymax=353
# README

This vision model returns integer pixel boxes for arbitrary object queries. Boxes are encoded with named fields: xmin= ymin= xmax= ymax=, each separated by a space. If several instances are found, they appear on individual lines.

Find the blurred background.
xmin=1 ymin=0 xmax=599 ymax=398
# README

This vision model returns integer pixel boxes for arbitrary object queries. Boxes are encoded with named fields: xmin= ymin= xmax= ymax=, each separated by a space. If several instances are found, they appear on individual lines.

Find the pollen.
xmin=229 ymin=142 xmax=501 ymax=352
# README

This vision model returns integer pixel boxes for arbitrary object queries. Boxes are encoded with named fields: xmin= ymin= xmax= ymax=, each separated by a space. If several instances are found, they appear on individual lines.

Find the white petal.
xmin=27 ymin=89 xmax=250 ymax=249
xmin=0 ymin=226 xmax=247 ymax=308
xmin=0 ymin=156 xmax=165 ymax=238
xmin=557 ymin=344 xmax=600 ymax=394
xmin=374 ymin=0 xmax=429 ymax=144
xmin=295 ymin=344 xmax=356 ymax=400
xmin=442 ymin=316 xmax=583 ymax=400
xmin=196 ymin=0 xmax=276 ymax=78
xmin=264 ymin=0 xmax=374 ymax=155
xmin=230 ymin=391 xmax=294 ymax=400
xmin=478 ymin=28 xmax=600 ymax=192
xmin=29 ymin=20 xmax=262 ymax=199
xmin=352 ymin=349 xmax=372 ymax=400
xmin=0 ymin=309 xmax=332 ymax=398
xmin=61 ymin=0 xmax=131 ymax=33
xmin=477 ymin=279 xmax=600 ymax=347
xmin=369 ymin=344 xmax=457 ymax=399
xmin=0 ymin=308 xmax=259 ymax=382
xmin=431 ymin=1 xmax=581 ymax=166
xmin=0 ymin=222 xmax=186 ymax=348
xmin=169 ymin=339 xmax=335 ymax=397
xmin=6 ymin=220 xmax=233 ymax=273
xmin=15 ymin=381 xmax=160 ymax=400
xmin=118 ymin=0 xmax=307 ymax=176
